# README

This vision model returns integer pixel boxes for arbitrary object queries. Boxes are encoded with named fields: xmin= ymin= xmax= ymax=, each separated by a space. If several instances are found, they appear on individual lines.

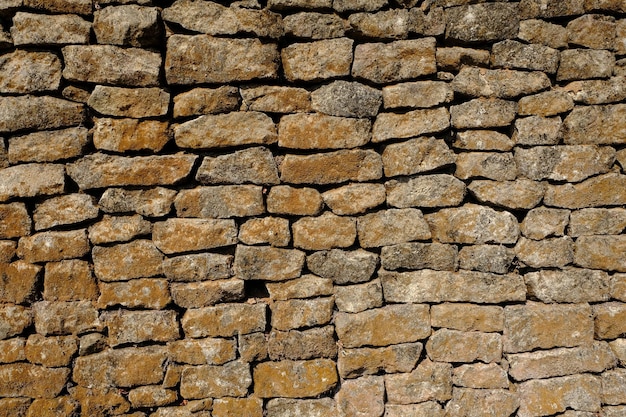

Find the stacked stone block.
xmin=0 ymin=0 xmax=625 ymax=416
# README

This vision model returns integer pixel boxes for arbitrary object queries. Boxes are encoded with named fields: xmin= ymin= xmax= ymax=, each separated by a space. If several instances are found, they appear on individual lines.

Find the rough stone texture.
xmin=282 ymin=38 xmax=353 ymax=82
xmin=445 ymin=3 xmax=520 ymax=42
xmin=382 ymin=137 xmax=455 ymax=177
xmin=545 ymin=173 xmax=626 ymax=208
xmin=267 ymin=185 xmax=322 ymax=216
xmin=242 ymin=86 xmax=311 ymax=113
xmin=518 ymin=90 xmax=574 ymax=117
xmin=381 ymin=242 xmax=457 ymax=271
xmin=8 ymin=127 xmax=88 ymax=164
xmin=513 ymin=116 xmax=563 ymax=146
xmin=88 ymin=86 xmax=169 ymax=118
xmin=563 ymin=77 xmax=626 ymax=105
xmin=311 ymin=81 xmax=381 ymax=117
xmin=44 ymin=259 xmax=98 ymax=302
xmin=338 ymin=342 xmax=422 ymax=379
xmin=17 ymin=229 xmax=89 ymax=263
xmin=153 ymin=218 xmax=237 ymax=254
xmin=436 ymin=47 xmax=491 ymax=71
xmin=33 ymin=301 xmax=100 ymax=336
xmin=307 ymin=249 xmax=378 ymax=284
xmin=336 ymin=376 xmax=385 ymax=417
xmin=163 ymin=253 xmax=232 ymax=282
xmin=266 ymin=275 xmax=333 ymax=300
xmin=0 ymin=261 xmax=40 ymax=304
xmin=196 ymin=147 xmax=279 ymax=185
xmin=385 ymin=359 xmax=452 ymax=404
xmin=11 ymin=12 xmax=91 ymax=45
xmin=450 ymin=98 xmax=517 ymax=129
xmin=269 ymin=326 xmax=336 ymax=360
xmin=171 ymin=279 xmax=244 ymax=308
xmin=234 ymin=245 xmax=304 ymax=281
xmin=454 ymin=130 xmax=514 ymax=151
xmin=525 ymin=268 xmax=610 ymax=303
xmin=563 ymin=104 xmax=626 ymax=145
xmin=182 ymin=303 xmax=266 ymax=338
xmin=557 ymin=49 xmax=615 ymax=82
xmin=372 ymin=107 xmax=450 ymax=143
xmin=239 ymin=217 xmax=290 ymax=247
xmin=431 ymin=304 xmax=504 ymax=333
xmin=293 ymin=212 xmax=356 ymax=250
xmin=358 ymin=208 xmax=431 ymax=248
xmin=567 ymin=14 xmax=616 ymax=50
xmin=280 ymin=150 xmax=382 ymax=184
xmin=278 ymin=113 xmax=371 ymax=149
xmin=515 ymin=236 xmax=574 ymax=268
xmin=103 ymin=310 xmax=179 ymax=346
xmin=517 ymin=375 xmax=601 ymax=417
xmin=349 ymin=10 xmax=409 ymax=39
xmin=383 ymin=81 xmax=452 ymax=110
xmin=0 ymin=305 xmax=32 ymax=340
xmin=426 ymin=329 xmax=501 ymax=363
xmin=445 ymin=389 xmax=520 ymax=417
xmin=271 ymin=297 xmax=334 ymax=330
xmin=0 ymin=203 xmax=30 ymax=238
xmin=569 ymin=208 xmax=626 ymax=236
xmin=469 ymin=179 xmax=545 ymax=210
xmin=452 ymin=363 xmax=509 ymax=389
xmin=593 ymin=302 xmax=626 ymax=339
xmin=491 ymin=40 xmax=559 ymax=73
xmin=254 ymin=359 xmax=338 ymax=398
xmin=0 ymin=50 xmax=62 ymax=93
xmin=180 ymin=361 xmax=251 ymax=399
xmin=452 ymin=67 xmax=551 ymax=99
xmin=99 ymin=187 xmax=177 ymax=217
xmin=0 ymin=364 xmax=69 ymax=399
xmin=0 ymin=95 xmax=84 ymax=134
xmin=33 ymin=194 xmax=98 ymax=231
xmin=94 ymin=5 xmax=160 ymax=47
xmin=93 ymin=239 xmax=163 ymax=282
xmin=322 ymin=183 xmax=385 ymax=215
xmin=266 ymin=398 xmax=336 ymax=417
xmin=385 ymin=402 xmax=444 ymax=417
xmin=335 ymin=279 xmax=383 ymax=313
xmin=174 ymin=87 xmax=240 ymax=118
xmin=98 ymin=278 xmax=170 ymax=310
xmin=92 ymin=118 xmax=169 ymax=153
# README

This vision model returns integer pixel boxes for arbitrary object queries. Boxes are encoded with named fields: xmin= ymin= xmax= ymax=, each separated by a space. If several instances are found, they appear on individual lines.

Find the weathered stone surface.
xmin=525 ymin=268 xmax=610 ymax=303
xmin=450 ymin=98 xmax=517 ymax=129
xmin=166 ymin=35 xmax=279 ymax=84
xmin=239 ymin=217 xmax=290 ymax=247
xmin=168 ymin=338 xmax=236 ymax=365
xmin=504 ymin=303 xmax=594 ymax=353
xmin=99 ymin=187 xmax=177 ymax=217
xmin=282 ymin=38 xmax=353 ymax=82
xmin=182 ymin=303 xmax=266 ymax=338
xmin=338 ymin=342 xmax=422 ymax=379
xmin=381 ymin=242 xmax=458 ymax=271
xmin=33 ymin=194 xmax=98 ymax=231
xmin=518 ymin=374 xmax=600 ymax=417
xmin=93 ymin=118 xmax=169 ymax=153
xmin=382 ymin=137 xmax=454 ymax=177
xmin=25 ymin=334 xmax=77 ymax=367
xmin=0 ymin=203 xmax=30 ymax=238
xmin=349 ymin=9 xmax=408 ymax=39
xmin=163 ymin=0 xmax=282 ymax=38
xmin=352 ymin=38 xmax=436 ymax=83
xmin=452 ymin=68 xmax=551 ymax=99
xmin=445 ymin=3 xmax=519 ymax=42
xmin=508 ymin=342 xmax=617 ymax=381
xmin=239 ymin=332 xmax=269 ymax=363
xmin=181 ymin=361 xmax=251 ymax=399
xmin=452 ymin=363 xmax=508 ymax=389
xmin=103 ymin=310 xmax=179 ymax=346
xmin=385 ymin=359 xmax=452 ymax=404
xmin=63 ymin=45 xmax=160 ymax=86
xmin=18 ymin=229 xmax=89 ymax=263
xmin=44 ymin=260 xmax=98 ymax=302
xmin=93 ymin=240 xmax=163 ymax=282
xmin=358 ymin=208 xmax=431 ymax=248
xmin=385 ymin=402 xmax=444 ymax=417
xmin=385 ymin=174 xmax=465 ymax=208
xmin=128 ymin=386 xmax=177 ymax=409
xmin=0 ymin=261 xmax=40 ymax=304
xmin=254 ymin=359 xmax=337 ymax=398
xmin=22 ymin=0 xmax=91 ymax=14
xmin=569 ymin=208 xmax=626 ymax=236
xmin=594 ymin=302 xmax=626 ymax=339
xmin=426 ymin=204 xmax=519 ymax=244
xmin=335 ymin=304 xmax=430 ymax=348
xmin=0 ymin=50 xmax=61 ymax=93
xmin=267 ymin=185 xmax=323 ymax=216
xmin=519 ymin=0 xmax=585 ymax=18
xmin=545 ymin=173 xmax=626 ymax=208
xmin=266 ymin=398 xmax=336 ymax=417
xmin=98 ymin=278 xmax=171 ymax=310
xmin=518 ymin=90 xmax=574 ymax=117
xmin=372 ymin=108 xmax=449 ymax=143
xmin=0 ymin=305 xmax=32 ymax=340
xmin=69 ymin=386 xmax=130 ymax=417
xmin=234 ymin=245 xmax=304 ymax=281
xmin=8 ymin=128 xmax=86 ymax=163
xmin=278 ymin=113 xmax=371 ymax=149
xmin=516 ymin=146 xmax=614 ymax=182
xmin=453 ymin=130 xmax=514 ymax=151
xmin=174 ymin=87 xmax=240 ymax=118
xmin=0 ymin=338 xmax=25 ymax=363
xmin=33 ymin=301 xmax=100 ymax=336
xmin=427 ymin=329 xmax=501 ymax=363
xmin=212 ymin=397 xmax=262 ymax=417
xmin=175 ymin=186 xmax=264 ymax=218
xmin=602 ymin=369 xmax=626 ymax=405
xmin=0 ymin=364 xmax=69 ymax=399
xmin=336 ymin=376 xmax=385 ymax=417
xmin=518 ymin=18 xmax=568 ymax=48
xmin=410 ymin=6 xmax=445 ymax=35
xmin=11 ymin=12 xmax=91 ymax=45
xmin=585 ymin=0 xmax=626 ymax=12
xmin=563 ymin=104 xmax=626 ymax=145
xmin=564 ymin=77 xmax=626 ymax=105
xmin=311 ymin=81 xmax=381 ymax=117
xmin=491 ymin=40 xmax=559 ymax=73
xmin=266 ymin=275 xmax=333 ymax=300
xmin=612 ymin=275 xmax=626 ymax=301
xmin=382 ymin=270 xmax=525 ymax=304
xmin=174 ymin=112 xmax=277 ymax=149
xmin=272 ymin=297 xmax=334 ymax=330
xmin=382 ymin=81 xmax=452 ymax=109
xmin=515 ymin=236 xmax=573 ymax=268
xmin=88 ymin=86 xmax=169 ymax=118
xmin=335 ymin=279 xmax=383 ymax=313
xmin=26 ymin=397 xmax=80 ymax=417
xmin=557 ymin=49 xmax=615 ymax=81
xmin=0 ymin=95 xmax=84 ymax=134
xmin=241 ymin=86 xmax=311 ymax=114
xmin=153 ymin=218 xmax=237 ymax=254
xmin=0 ymin=241 xmax=15 ymax=263
xmin=293 ymin=212 xmax=356 ymax=250
xmin=163 ymin=253 xmax=232 ymax=282
xmin=307 ymin=249 xmax=378 ymax=284
xmin=171 ymin=279 xmax=244 ymax=308
xmin=513 ymin=116 xmax=563 ymax=145
xmin=322 ymin=183 xmax=385 ymax=215
xmin=567 ymin=14 xmax=616 ymax=50
xmin=445 ymin=388 xmax=519 ymax=417
xmin=280 ymin=149 xmax=382 ymax=184
xmin=469 ymin=179 xmax=544 ymax=210
xmin=283 ymin=12 xmax=345 ymax=39
xmin=436 ymin=47 xmax=491 ymax=71
xmin=94 ymin=5 xmax=160 ymax=47
xmin=333 ymin=0 xmax=386 ymax=12
xmin=269 ymin=326 xmax=336 ymax=360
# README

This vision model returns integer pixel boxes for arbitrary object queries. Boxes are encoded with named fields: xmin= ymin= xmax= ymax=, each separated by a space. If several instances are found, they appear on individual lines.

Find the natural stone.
xmin=508 ymin=342 xmax=617 ymax=381
xmin=25 ymin=334 xmax=77 ymax=367
xmin=569 ymin=208 xmax=626 ymax=236
xmin=519 ymin=0 xmax=585 ymax=18
xmin=564 ymin=77 xmax=626 ymax=105
xmin=445 ymin=3 xmax=519 ymax=42
xmin=8 ymin=127 xmax=87 ymax=163
xmin=382 ymin=137 xmax=454 ymax=177
xmin=88 ymin=86 xmax=169 ymax=118
xmin=0 ymin=95 xmax=84 ymax=134
xmin=385 ymin=359 xmax=452 ymax=404
xmin=557 ymin=49 xmax=615 ymax=81
xmin=11 ymin=12 xmax=91 ymax=45
xmin=563 ymin=104 xmax=626 ymax=145
xmin=469 ymin=179 xmax=544 ymax=210
xmin=450 ymin=98 xmax=517 ymax=129
xmin=504 ymin=303 xmax=594 ymax=353
xmin=239 ymin=332 xmax=269 ymax=363
xmin=336 ymin=376 xmax=385 ymax=417
xmin=33 ymin=301 xmax=100 ymax=336
xmin=381 ymin=242 xmax=458 ymax=271
xmin=92 ymin=240 xmax=163 ymax=282
xmin=410 ymin=6 xmax=446 ymax=35
xmin=266 ymin=398 xmax=336 ymax=417
xmin=386 ymin=174 xmax=465 ymax=209
xmin=436 ymin=47 xmax=491 ymax=71
xmin=0 ymin=50 xmax=61 ymax=93
xmin=63 ymin=45 xmax=161 ymax=86
xmin=26 ymin=397 xmax=79 ymax=417
xmin=69 ymin=386 xmax=130 ymax=417
xmin=0 ymin=261 xmax=40 ymax=304
xmin=239 ymin=217 xmax=290 ymax=247
xmin=335 ymin=304 xmax=430 ymax=348
xmin=168 ymin=338 xmax=236 ymax=366
xmin=518 ymin=18 xmax=568 ymax=48
xmin=515 ymin=236 xmax=573 ymax=268
xmin=0 ymin=203 xmax=30 ymax=238
xmin=602 ymin=369 xmax=626 ymax=405
xmin=445 ymin=389 xmax=520 ymax=417
xmin=282 ymin=38 xmax=353 ymax=82
xmin=241 ymin=86 xmax=311 ymax=113
xmin=278 ymin=113 xmax=371 ymax=149
xmin=526 ymin=268 xmax=610 ymax=303
xmin=271 ymin=297 xmax=334 ymax=330
xmin=518 ymin=374 xmax=600 ymax=417
xmin=333 ymin=0 xmax=386 ymax=12
xmin=174 ymin=112 xmax=277 ymax=149
xmin=128 ymin=386 xmax=177 ymax=409
xmin=267 ymin=185 xmax=323 ymax=216
xmin=98 ymin=278 xmax=171 ymax=309
xmin=518 ymin=90 xmax=574 ymax=116
xmin=322 ymin=183 xmax=385 ymax=215
xmin=358 ymin=208 xmax=431 ymax=248
xmin=594 ymin=302 xmax=626 ymax=339
xmin=79 ymin=333 xmax=106 ymax=357
xmin=99 ymin=187 xmax=177 ymax=217
xmin=0 ymin=241 xmax=15 ymax=263
xmin=0 ymin=338 xmax=25 ymax=363
xmin=163 ymin=253 xmax=232 ymax=282
xmin=452 ymin=67 xmax=551 ymax=99
xmin=61 ymin=86 xmax=90 ymax=103
xmin=335 ymin=279 xmax=383 ymax=313
xmin=171 ymin=279 xmax=244 ymax=308
xmin=307 ymin=249 xmax=378 ymax=284
xmin=234 ymin=245 xmax=304 ymax=281
xmin=612 ymin=275 xmax=626 ymax=301
xmin=268 ymin=326 xmax=336 ymax=360
xmin=427 ymin=328 xmax=501 ymax=363
xmin=176 ymin=185 xmax=264 ymax=218
xmin=567 ymin=14 xmax=616 ymax=50
xmin=280 ymin=149 xmax=382 ymax=184
xmin=0 ymin=364 xmax=69 ymax=399
xmin=103 ymin=310 xmax=179 ymax=346
xmin=544 ymin=173 xmax=626 ymax=208
xmin=254 ymin=359 xmax=338 ymax=398
xmin=213 ymin=397 xmax=263 ymax=417
xmin=352 ymin=38 xmax=436 ymax=83
xmin=33 ymin=194 xmax=98 ymax=231
xmin=382 ymin=81 xmax=453 ymax=109
xmin=452 ymin=363 xmax=509 ymax=389
xmin=520 ymin=207 xmax=569 ymax=240
xmin=153 ymin=218 xmax=237 ymax=254
xmin=293 ymin=212 xmax=356 ymax=250
xmin=338 ymin=342 xmax=422 ymax=379
xmin=180 ymin=361 xmax=251 ymax=399
xmin=513 ymin=116 xmax=563 ymax=145
xmin=93 ymin=118 xmax=169 ymax=153
xmin=283 ymin=12 xmax=344 ymax=39
xmin=311 ymin=81 xmax=381 ymax=117
xmin=173 ymin=87 xmax=240 ymax=118
xmin=94 ymin=5 xmax=160 ymax=47
xmin=349 ymin=9 xmax=408 ymax=39
xmin=585 ymin=0 xmax=626 ymax=12
xmin=166 ymin=35 xmax=279 ymax=84
xmin=182 ymin=303 xmax=266 ymax=338
xmin=22 ymin=0 xmax=91 ymax=14
xmin=372 ymin=108 xmax=449 ymax=143
xmin=385 ymin=402 xmax=444 ymax=417
xmin=491 ymin=40 xmax=559 ymax=73
xmin=0 ymin=305 xmax=32 ymax=340
xmin=44 ymin=260 xmax=98 ymax=302
xmin=455 ymin=152 xmax=517 ymax=181
xmin=17 ymin=229 xmax=89 ymax=263
xmin=266 ymin=275 xmax=333 ymax=300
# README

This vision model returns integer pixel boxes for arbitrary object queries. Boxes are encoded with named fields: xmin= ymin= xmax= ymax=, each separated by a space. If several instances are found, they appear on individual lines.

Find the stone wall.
xmin=0 ymin=0 xmax=626 ymax=415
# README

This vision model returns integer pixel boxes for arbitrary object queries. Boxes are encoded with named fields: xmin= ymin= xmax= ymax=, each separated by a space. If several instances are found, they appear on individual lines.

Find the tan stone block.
xmin=602 ymin=369 xmax=626 ymax=405
xmin=575 ymin=235 xmax=626 ymax=272
xmin=338 ymin=342 xmax=422 ymax=379
xmin=25 ymin=334 xmax=77 ymax=367
xmin=88 ymin=86 xmax=168 ymax=118
xmin=452 ymin=67 xmax=551 ymax=99
xmin=153 ymin=218 xmax=237 ymax=254
xmin=267 ymin=185 xmax=323 ymax=216
xmin=0 ymin=364 xmax=69 ymax=399
xmin=563 ymin=77 xmax=626 ymax=105
xmin=239 ymin=332 xmax=269 ymax=363
xmin=426 ymin=329 xmax=501 ymax=363
xmin=103 ymin=310 xmax=179 ymax=346
xmin=0 ymin=96 xmax=84 ymax=134
xmin=518 ymin=374 xmax=600 ymax=417
xmin=280 ymin=149 xmax=382 ymax=185
xmin=311 ymin=80 xmax=381 ymax=118
xmin=452 ymin=363 xmax=508 ymax=389
xmin=0 ymin=305 xmax=32 ymax=340
xmin=292 ymin=212 xmax=356 ymax=250
xmin=163 ymin=253 xmax=233 ymax=282
xmin=518 ymin=19 xmax=568 ymax=48
xmin=504 ymin=303 xmax=594 ymax=353
xmin=385 ymin=359 xmax=452 ymax=404
xmin=450 ymin=98 xmax=517 ymax=129
xmin=11 ymin=12 xmax=91 ymax=46
xmin=266 ymin=275 xmax=333 ymax=300
xmin=173 ymin=87 xmax=240 ymax=118
xmin=612 ymin=274 xmax=626 ymax=302
xmin=267 ymin=398 xmax=336 ymax=417
xmin=594 ymin=302 xmax=626 ymax=340
xmin=17 ymin=229 xmax=89 ymax=263
xmin=128 ymin=386 xmax=177 ymax=408
xmin=268 ymin=326 xmax=337 ymax=360
xmin=322 ymin=183 xmax=385 ymax=215
xmin=168 ymin=338 xmax=237 ymax=366
xmin=283 ymin=12 xmax=345 ymax=39
xmin=445 ymin=388 xmax=519 ymax=417
xmin=469 ymin=179 xmax=545 ymax=210
xmin=93 ymin=240 xmax=163 ymax=282
xmin=436 ymin=47 xmax=490 ymax=71
xmin=98 ymin=278 xmax=171 ymax=309
xmin=8 ymin=128 xmax=87 ymax=164
xmin=34 ymin=301 xmax=100 ymax=336
xmin=567 ymin=14 xmax=616 ymax=50
xmin=0 ymin=241 xmax=15 ymax=263
xmin=278 ymin=113 xmax=370 ymax=149
xmin=372 ymin=108 xmax=449 ymax=143
xmin=563 ymin=104 xmax=626 ymax=145
xmin=44 ymin=260 xmax=98 ymax=302
xmin=508 ymin=342 xmax=617 ymax=381
xmin=445 ymin=3 xmax=519 ymax=42
xmin=383 ymin=81 xmax=453 ymax=109
xmin=385 ymin=402 xmax=444 ymax=417
xmin=0 ymin=163 xmax=65 ymax=202
xmin=0 ymin=203 xmax=30 ymax=239
xmin=525 ymin=268 xmax=610 ymax=303
xmin=381 ymin=269 xmax=525 ymax=304
xmin=381 ymin=242 xmax=457 ymax=271
xmin=196 ymin=147 xmax=279 ymax=185
xmin=88 ymin=215 xmax=152 ymax=245
xmin=241 ymin=86 xmax=311 ymax=113
xmin=557 ymin=49 xmax=615 ymax=81
xmin=171 ymin=279 xmax=244 ymax=309
xmin=431 ymin=303 xmax=504 ymax=332
xmin=349 ymin=9 xmax=409 ymax=39
xmin=358 ymin=208 xmax=430 ymax=248
xmin=239 ymin=217 xmax=290 ymax=247
xmin=515 ymin=236 xmax=573 ymax=268
xmin=307 ymin=249 xmax=378 ymax=285
xmin=521 ymin=207 xmax=569 ymax=240
xmin=99 ymin=187 xmax=177 ymax=217
xmin=491 ymin=39 xmax=560 ymax=73
xmin=26 ymin=397 xmax=79 ymax=417
xmin=213 ymin=397 xmax=263 ymax=417
xmin=335 ymin=304 xmax=430 ymax=348
xmin=271 ymin=297 xmax=334 ymax=330
xmin=175 ymin=112 xmax=277 ymax=149
xmin=34 ymin=194 xmax=98 ymax=231
xmin=234 ymin=245 xmax=304 ymax=281
xmin=455 ymin=152 xmax=517 ymax=181
xmin=385 ymin=174 xmax=466 ymax=209
xmin=518 ymin=90 xmax=574 ymax=116
xmin=336 ymin=376 xmax=385 ymax=417
xmin=546 ymin=173 xmax=626 ymax=209
xmin=0 ymin=338 xmax=26 ymax=363
xmin=93 ymin=118 xmax=169 ymax=153
xmin=0 ymin=50 xmax=61 ymax=94
xmin=94 ymin=4 xmax=160 ymax=47
xmin=282 ymin=38 xmax=353 ymax=82
xmin=68 ymin=386 xmax=130 ymax=417
xmin=382 ymin=137 xmax=455 ymax=177
xmin=332 ymin=0 xmax=384 ymax=11
xmin=253 ymin=359 xmax=338 ymax=398
xmin=352 ymin=38 xmax=436 ymax=83
xmin=182 ymin=303 xmax=266 ymax=338
xmin=174 ymin=185 xmax=264 ymax=218
xmin=335 ymin=279 xmax=383 ymax=313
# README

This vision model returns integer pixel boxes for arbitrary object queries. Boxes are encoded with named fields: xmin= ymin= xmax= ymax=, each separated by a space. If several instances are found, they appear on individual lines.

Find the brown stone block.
xmin=335 ymin=279 xmax=383 ymax=313
xmin=196 ymin=147 xmax=279 ymax=185
xmin=241 ymin=86 xmax=311 ymax=113
xmin=279 ymin=113 xmax=370 ymax=149
xmin=491 ymin=40 xmax=560 ymax=73
xmin=469 ymin=179 xmax=545 ymax=210
xmin=452 ymin=363 xmax=509 ymax=389
xmin=455 ymin=152 xmax=517 ymax=181
xmin=349 ymin=9 xmax=409 ymax=39
xmin=459 ymin=244 xmax=514 ymax=274
xmin=234 ymin=245 xmax=304 ymax=281
xmin=426 ymin=329 xmax=502 ymax=363
xmin=175 ymin=185 xmax=264 ymax=218
xmin=25 ymin=334 xmax=77 ymax=367
xmin=557 ymin=49 xmax=614 ymax=81
xmin=445 ymin=3 xmax=519 ymax=42
xmin=68 ymin=386 xmax=130 ymax=417
xmin=267 ymin=185 xmax=322 ymax=216
xmin=436 ymin=47 xmax=490 ymax=72
xmin=174 ymin=87 xmax=240 ymax=118
xmin=311 ymin=81 xmax=381 ymax=118
xmin=103 ymin=310 xmax=179 ymax=347
xmin=254 ymin=359 xmax=338 ymax=398
xmin=386 ymin=174 xmax=466 ymax=208
xmin=88 ymin=215 xmax=152 ymax=245
xmin=88 ymin=86 xmax=169 ymax=118
xmin=266 ymin=275 xmax=333 ymax=300
xmin=567 ymin=14 xmax=616 ymax=50
xmin=385 ymin=402 xmax=444 ymax=417
xmin=385 ymin=359 xmax=452 ymax=404
xmin=594 ymin=302 xmax=626 ymax=340
xmin=11 ymin=12 xmax=91 ymax=46
xmin=525 ymin=268 xmax=610 ymax=303
xmin=515 ymin=236 xmax=574 ymax=268
xmin=34 ymin=194 xmax=99 ymax=231
xmin=25 ymin=397 xmax=79 ymax=417
xmin=381 ymin=242 xmax=458 ymax=271
xmin=0 ymin=305 xmax=32 ymax=340
xmin=239 ymin=217 xmax=290 ymax=247
xmin=0 ymin=164 xmax=65 ymax=202
xmin=545 ymin=173 xmax=626 ymax=209
xmin=8 ymin=127 xmax=88 ymax=164
xmin=266 ymin=398 xmax=336 ymax=417
xmin=282 ymin=38 xmax=353 ymax=82
xmin=0 ymin=50 xmax=61 ymax=94
xmin=518 ymin=19 xmax=568 ymax=48
xmin=382 ymin=137 xmax=455 ymax=177
xmin=372 ymin=107 xmax=449 ymax=143
xmin=34 ymin=301 xmax=100 ymax=336
xmin=0 ymin=364 xmax=69 ymax=399
xmin=153 ymin=218 xmax=237 ymax=254
xmin=569 ymin=208 xmax=626 ymax=236
xmin=171 ymin=279 xmax=244 ymax=309
xmin=271 ymin=297 xmax=334 ymax=330
xmin=98 ymin=278 xmax=171 ymax=309
xmin=18 ymin=229 xmax=89 ymax=263
xmin=307 ymin=248 xmax=378 ymax=285
xmin=0 ymin=338 xmax=25 ymax=363
xmin=0 ymin=203 xmax=30 ymax=238
xmin=44 ymin=259 xmax=98 ymax=302
xmin=431 ymin=303 xmax=504 ymax=332
xmin=128 ymin=386 xmax=177 ymax=409
xmin=181 ymin=361 xmax=251 ymax=399
xmin=0 ymin=96 xmax=84 ymax=134
xmin=182 ymin=303 xmax=266 ymax=338
xmin=322 ymin=183 xmax=385 ymax=215
xmin=563 ymin=104 xmax=626 ymax=145
xmin=338 ymin=343 xmax=422 ymax=379
xmin=268 ymin=326 xmax=337 ymax=360
xmin=336 ymin=376 xmax=385 ymax=417
xmin=283 ymin=12 xmax=345 ymax=39
xmin=99 ymin=187 xmax=177 ymax=217
xmin=518 ymin=374 xmax=600 ymax=417
xmin=445 ymin=388 xmax=519 ymax=417
xmin=93 ymin=240 xmax=163 ymax=281
xmin=358 ymin=208 xmax=431 ymax=248
xmin=519 ymin=0 xmax=584 ymax=18
xmin=94 ymin=5 xmax=160 ymax=47
xmin=518 ymin=90 xmax=574 ymax=117
xmin=450 ymin=98 xmax=517 ymax=129
xmin=163 ymin=253 xmax=233 ymax=282
xmin=292 ymin=212 xmax=356 ymax=250
xmin=168 ymin=338 xmax=237 ymax=366
xmin=452 ymin=67 xmax=551 ymax=99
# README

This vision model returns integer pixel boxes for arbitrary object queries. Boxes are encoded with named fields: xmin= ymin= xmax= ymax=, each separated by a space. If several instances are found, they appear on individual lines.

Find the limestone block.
xmin=174 ymin=186 xmax=264 ymax=218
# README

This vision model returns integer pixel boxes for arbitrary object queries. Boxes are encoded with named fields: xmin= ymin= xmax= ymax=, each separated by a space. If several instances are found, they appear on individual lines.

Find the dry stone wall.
xmin=0 ymin=0 xmax=626 ymax=415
